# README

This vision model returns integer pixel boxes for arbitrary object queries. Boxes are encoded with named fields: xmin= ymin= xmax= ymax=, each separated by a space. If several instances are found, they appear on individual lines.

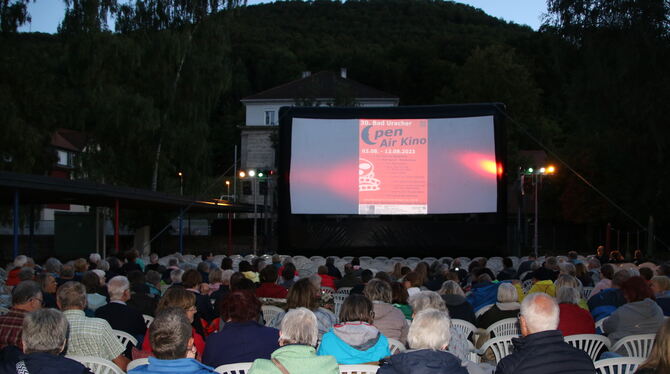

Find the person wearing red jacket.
xmin=317 ymin=266 xmax=336 ymax=290
xmin=6 ymin=255 xmax=29 ymax=287
xmin=256 ymin=266 xmax=288 ymax=299
xmin=557 ymin=287 xmax=595 ymax=336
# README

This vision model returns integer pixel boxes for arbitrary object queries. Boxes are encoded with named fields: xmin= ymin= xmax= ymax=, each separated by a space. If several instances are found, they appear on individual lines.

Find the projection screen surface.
xmin=289 ymin=115 xmax=499 ymax=215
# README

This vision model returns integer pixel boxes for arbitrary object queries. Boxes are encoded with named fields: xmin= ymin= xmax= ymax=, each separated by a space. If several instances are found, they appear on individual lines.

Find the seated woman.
xmin=391 ymin=282 xmax=412 ymax=320
xmin=377 ymin=309 xmax=468 ymax=374
xmin=438 ymin=280 xmax=476 ymax=325
xmin=555 ymin=274 xmax=588 ymax=310
xmin=635 ymin=318 xmax=670 ymax=374
xmin=140 ymin=287 xmax=206 ymax=359
xmin=604 ymin=276 xmax=665 ymax=346
xmin=476 ymin=283 xmax=520 ymax=330
xmin=129 ymin=307 xmax=216 ymax=374
xmin=81 ymin=271 xmax=107 ymax=313
xmin=364 ymin=279 xmax=409 ymax=344
xmin=256 ymin=266 xmax=288 ymax=299
xmin=650 ymin=275 xmax=670 ymax=316
xmin=203 ymin=291 xmax=279 ymax=368
xmin=268 ymin=278 xmax=336 ymax=339
xmin=248 ymin=308 xmax=339 ymax=374
xmin=317 ymin=294 xmax=391 ymax=364
xmin=557 ymin=287 xmax=595 ymax=336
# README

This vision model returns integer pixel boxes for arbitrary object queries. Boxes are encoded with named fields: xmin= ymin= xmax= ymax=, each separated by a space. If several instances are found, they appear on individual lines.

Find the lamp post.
xmin=521 ymin=165 xmax=556 ymax=257
xmin=225 ymin=180 xmax=230 ymax=199
xmin=240 ymin=169 xmax=259 ymax=255
xmin=177 ymin=171 xmax=184 ymax=196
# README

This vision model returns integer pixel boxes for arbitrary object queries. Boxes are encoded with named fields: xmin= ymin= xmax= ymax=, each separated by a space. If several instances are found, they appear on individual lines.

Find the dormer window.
xmin=56 ymin=149 xmax=73 ymax=167
xmin=265 ymin=110 xmax=276 ymax=125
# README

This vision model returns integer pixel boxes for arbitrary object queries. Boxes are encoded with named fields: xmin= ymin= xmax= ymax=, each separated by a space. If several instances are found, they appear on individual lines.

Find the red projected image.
xmin=358 ymin=119 xmax=428 ymax=214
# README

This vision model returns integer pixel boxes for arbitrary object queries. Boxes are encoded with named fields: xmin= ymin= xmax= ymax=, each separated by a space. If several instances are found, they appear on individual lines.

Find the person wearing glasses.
xmin=0 ymin=280 xmax=43 ymax=351
xmin=317 ymin=294 xmax=391 ymax=364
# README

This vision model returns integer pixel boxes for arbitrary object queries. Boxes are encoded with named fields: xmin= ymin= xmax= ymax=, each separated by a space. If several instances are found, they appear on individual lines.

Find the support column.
xmin=179 ymin=209 xmax=184 ymax=254
xmin=227 ymin=211 xmax=232 ymax=256
xmin=114 ymin=199 xmax=120 ymax=254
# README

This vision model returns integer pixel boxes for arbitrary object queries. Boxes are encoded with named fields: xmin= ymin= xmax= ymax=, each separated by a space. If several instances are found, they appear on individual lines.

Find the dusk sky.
xmin=19 ymin=1 xmax=548 ymax=33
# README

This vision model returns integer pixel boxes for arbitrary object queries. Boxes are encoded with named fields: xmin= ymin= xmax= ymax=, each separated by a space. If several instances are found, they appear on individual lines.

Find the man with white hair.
xmin=95 ymin=276 xmax=146 ymax=342
xmin=495 ymin=293 xmax=595 ymax=374
xmin=248 ymin=308 xmax=338 ymax=374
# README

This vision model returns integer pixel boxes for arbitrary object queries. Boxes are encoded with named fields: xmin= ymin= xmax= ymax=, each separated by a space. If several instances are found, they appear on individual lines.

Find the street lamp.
xmin=521 ymin=165 xmax=557 ymax=257
xmin=239 ymin=169 xmax=259 ymax=255
xmin=177 ymin=171 xmax=184 ymax=196
xmin=225 ymin=180 xmax=230 ymax=199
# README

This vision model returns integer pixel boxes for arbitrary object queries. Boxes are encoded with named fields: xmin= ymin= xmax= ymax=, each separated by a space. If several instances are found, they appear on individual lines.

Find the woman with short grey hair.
xmin=438 ymin=280 xmax=476 ymax=324
xmin=557 ymin=287 xmax=596 ymax=337
xmin=378 ymin=308 xmax=468 ymax=374
xmin=248 ymin=308 xmax=339 ymax=374
xmin=364 ymin=279 xmax=409 ymax=344
xmin=476 ymin=283 xmax=520 ymax=330
xmin=2 ymin=309 xmax=93 ymax=374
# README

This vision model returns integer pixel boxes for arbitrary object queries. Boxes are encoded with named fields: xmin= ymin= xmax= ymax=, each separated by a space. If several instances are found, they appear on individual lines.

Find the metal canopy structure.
xmin=0 ymin=171 xmax=250 ymax=258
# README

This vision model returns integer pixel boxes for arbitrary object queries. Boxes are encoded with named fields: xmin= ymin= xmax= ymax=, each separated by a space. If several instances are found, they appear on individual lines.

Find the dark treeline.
xmin=1 ymin=0 xmax=669 ymax=246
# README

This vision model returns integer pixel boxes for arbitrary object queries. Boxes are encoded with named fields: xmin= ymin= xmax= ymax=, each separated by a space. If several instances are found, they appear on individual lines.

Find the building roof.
xmin=241 ymin=71 xmax=398 ymax=102
xmin=51 ymin=128 xmax=87 ymax=152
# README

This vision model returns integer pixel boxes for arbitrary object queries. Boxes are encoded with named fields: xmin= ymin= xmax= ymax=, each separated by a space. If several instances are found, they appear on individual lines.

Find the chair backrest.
xmin=595 ymin=317 xmax=608 ymax=333
xmin=611 ymin=334 xmax=656 ymax=358
xmin=564 ymin=334 xmax=612 ymax=361
xmin=339 ymin=364 xmax=380 ymax=374
xmin=142 ymin=314 xmax=154 ymax=327
xmin=478 ymin=335 xmax=519 ymax=363
xmin=261 ymin=305 xmax=284 ymax=326
xmin=66 ymin=355 xmax=124 ymax=374
xmin=334 ymin=287 xmax=353 ymax=319
xmin=126 ymin=358 xmax=149 ymax=371
xmin=451 ymin=319 xmax=477 ymax=340
xmin=387 ymin=338 xmax=406 ymax=354
xmin=486 ymin=317 xmax=520 ymax=337
xmin=474 ymin=304 xmax=494 ymax=318
xmin=594 ymin=357 xmax=645 ymax=374
xmin=320 ymin=286 xmax=336 ymax=295
xmin=522 ymin=279 xmax=534 ymax=293
xmin=582 ymin=287 xmax=594 ymax=300
xmin=113 ymin=329 xmax=138 ymax=347
xmin=214 ymin=362 xmax=253 ymax=374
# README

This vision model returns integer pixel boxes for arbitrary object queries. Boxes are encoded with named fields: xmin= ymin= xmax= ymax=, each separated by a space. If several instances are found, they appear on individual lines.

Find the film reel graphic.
xmin=359 ymin=158 xmax=381 ymax=191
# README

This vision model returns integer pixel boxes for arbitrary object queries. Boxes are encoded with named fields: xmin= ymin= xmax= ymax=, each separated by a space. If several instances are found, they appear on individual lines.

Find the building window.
xmin=56 ymin=150 xmax=72 ymax=167
xmin=242 ymin=181 xmax=252 ymax=195
xmin=265 ymin=111 xmax=275 ymax=125
xmin=259 ymin=181 xmax=268 ymax=196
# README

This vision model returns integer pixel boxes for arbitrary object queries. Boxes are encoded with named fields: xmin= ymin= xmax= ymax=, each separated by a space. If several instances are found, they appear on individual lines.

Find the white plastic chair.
xmin=611 ymin=334 xmax=656 ymax=358
xmin=474 ymin=304 xmax=494 ymax=318
xmin=595 ymin=317 xmax=608 ymax=333
xmin=126 ymin=358 xmax=149 ymax=371
xmin=334 ymin=287 xmax=353 ymax=319
xmin=475 ymin=335 xmax=518 ymax=364
xmin=451 ymin=319 xmax=477 ymax=340
xmin=142 ymin=314 xmax=154 ymax=327
xmin=594 ymin=357 xmax=645 ymax=374
xmin=339 ymin=364 xmax=380 ymax=374
xmin=261 ymin=305 xmax=284 ymax=326
xmin=66 ymin=355 xmax=124 ymax=374
xmin=522 ymin=279 xmax=534 ymax=293
xmin=214 ymin=362 xmax=253 ymax=374
xmin=564 ymin=334 xmax=612 ymax=361
xmin=387 ymin=338 xmax=406 ymax=354
xmin=486 ymin=317 xmax=520 ymax=337
xmin=582 ymin=287 xmax=594 ymax=299
xmin=113 ymin=329 xmax=138 ymax=347
xmin=320 ymin=286 xmax=336 ymax=295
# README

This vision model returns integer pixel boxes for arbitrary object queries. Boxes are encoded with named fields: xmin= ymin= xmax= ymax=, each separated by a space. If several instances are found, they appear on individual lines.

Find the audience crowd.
xmin=0 ymin=248 xmax=669 ymax=374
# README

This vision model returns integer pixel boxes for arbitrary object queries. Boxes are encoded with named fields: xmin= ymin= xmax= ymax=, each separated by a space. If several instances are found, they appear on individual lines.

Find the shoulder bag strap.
xmin=271 ymin=358 xmax=291 ymax=374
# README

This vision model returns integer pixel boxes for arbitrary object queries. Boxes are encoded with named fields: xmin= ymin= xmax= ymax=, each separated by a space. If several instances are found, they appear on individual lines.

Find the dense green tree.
xmin=0 ymin=0 xmax=32 ymax=33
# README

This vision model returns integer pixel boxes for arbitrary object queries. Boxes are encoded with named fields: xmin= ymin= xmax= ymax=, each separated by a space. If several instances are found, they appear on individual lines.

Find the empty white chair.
xmin=486 ymin=317 xmax=520 ymax=338
xmin=339 ymin=364 xmax=380 ymax=374
xmin=142 ymin=314 xmax=154 ymax=327
xmin=594 ymin=357 xmax=645 ymax=374
xmin=582 ymin=287 xmax=594 ymax=300
xmin=261 ymin=305 xmax=284 ymax=326
xmin=334 ymin=287 xmax=353 ymax=319
xmin=611 ymin=334 xmax=656 ymax=358
xmin=475 ymin=335 xmax=519 ymax=364
xmin=451 ymin=319 xmax=477 ymax=340
xmin=215 ymin=362 xmax=253 ymax=374
xmin=66 ymin=355 xmax=124 ymax=374
xmin=565 ymin=334 xmax=612 ymax=361
xmin=126 ymin=358 xmax=149 ymax=371
xmin=387 ymin=338 xmax=406 ymax=354
xmin=113 ymin=329 xmax=138 ymax=347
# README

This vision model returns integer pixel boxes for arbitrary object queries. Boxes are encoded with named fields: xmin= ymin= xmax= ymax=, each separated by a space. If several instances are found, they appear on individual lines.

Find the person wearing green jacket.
xmin=249 ymin=307 xmax=339 ymax=374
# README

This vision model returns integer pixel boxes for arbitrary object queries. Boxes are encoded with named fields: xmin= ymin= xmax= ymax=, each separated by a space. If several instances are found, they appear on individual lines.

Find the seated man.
xmin=129 ymin=307 xmax=216 ymax=374
xmin=0 ymin=309 xmax=93 ymax=374
xmin=57 ymin=281 xmax=129 ymax=371
xmin=0 ymin=280 xmax=42 ymax=350
xmin=95 ymin=276 xmax=147 ymax=348
xmin=495 ymin=293 xmax=595 ymax=374
xmin=587 ymin=269 xmax=631 ymax=322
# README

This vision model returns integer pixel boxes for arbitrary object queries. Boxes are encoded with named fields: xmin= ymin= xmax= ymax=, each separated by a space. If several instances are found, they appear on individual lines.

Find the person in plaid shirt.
xmin=0 ymin=280 xmax=43 ymax=350
xmin=57 ymin=281 xmax=130 ymax=371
